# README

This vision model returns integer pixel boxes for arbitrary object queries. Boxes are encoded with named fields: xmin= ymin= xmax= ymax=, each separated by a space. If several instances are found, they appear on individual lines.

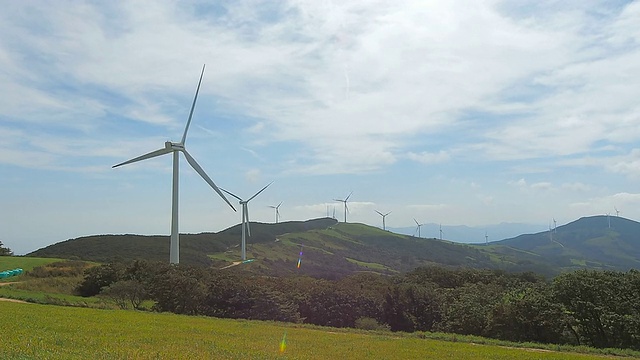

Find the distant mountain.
xmin=389 ymin=223 xmax=546 ymax=244
xmin=491 ymin=215 xmax=640 ymax=271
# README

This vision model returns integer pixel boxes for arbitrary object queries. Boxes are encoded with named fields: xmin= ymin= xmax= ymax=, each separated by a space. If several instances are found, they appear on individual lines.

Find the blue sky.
xmin=2 ymin=0 xmax=640 ymax=254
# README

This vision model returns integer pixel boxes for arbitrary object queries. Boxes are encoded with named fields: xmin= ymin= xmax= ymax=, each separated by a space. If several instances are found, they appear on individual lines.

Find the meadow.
xmin=0 ymin=256 xmax=62 ymax=276
xmin=0 ymin=301 xmax=634 ymax=360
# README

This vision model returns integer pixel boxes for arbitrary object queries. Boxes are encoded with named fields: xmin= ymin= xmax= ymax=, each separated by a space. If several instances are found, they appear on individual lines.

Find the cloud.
xmin=244 ymin=169 xmax=262 ymax=183
xmin=406 ymin=150 xmax=450 ymax=165
xmin=1 ymin=1 xmax=639 ymax=178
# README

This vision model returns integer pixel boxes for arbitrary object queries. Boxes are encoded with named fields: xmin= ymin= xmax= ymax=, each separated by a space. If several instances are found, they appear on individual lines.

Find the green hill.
xmin=27 ymin=215 xmax=640 ymax=277
xmin=491 ymin=215 xmax=640 ymax=271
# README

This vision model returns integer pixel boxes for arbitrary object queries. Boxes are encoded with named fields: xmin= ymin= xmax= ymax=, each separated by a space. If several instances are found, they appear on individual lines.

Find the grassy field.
xmin=0 ymin=256 xmax=63 ymax=274
xmin=0 ymin=301 xmax=632 ymax=360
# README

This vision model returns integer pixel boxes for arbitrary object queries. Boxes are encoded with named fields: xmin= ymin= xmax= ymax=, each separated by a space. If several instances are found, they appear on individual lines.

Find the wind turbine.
xmin=615 ymin=206 xmax=620 ymax=217
xmin=485 ymin=231 xmax=488 ymax=245
xmin=221 ymin=182 xmax=272 ymax=261
xmin=413 ymin=218 xmax=424 ymax=238
xmin=439 ymin=224 xmax=443 ymax=240
xmin=334 ymin=191 xmax=353 ymax=223
xmin=112 ymin=65 xmax=235 ymax=264
xmin=553 ymin=218 xmax=557 ymax=233
xmin=375 ymin=210 xmax=391 ymax=230
xmin=269 ymin=202 xmax=283 ymax=223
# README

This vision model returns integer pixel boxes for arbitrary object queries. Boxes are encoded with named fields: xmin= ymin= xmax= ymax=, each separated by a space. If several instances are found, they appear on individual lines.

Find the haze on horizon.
xmin=2 ymin=1 xmax=640 ymax=255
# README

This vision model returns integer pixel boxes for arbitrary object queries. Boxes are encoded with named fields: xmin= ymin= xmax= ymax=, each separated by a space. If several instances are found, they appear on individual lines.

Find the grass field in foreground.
xmin=0 ymin=301 xmax=627 ymax=360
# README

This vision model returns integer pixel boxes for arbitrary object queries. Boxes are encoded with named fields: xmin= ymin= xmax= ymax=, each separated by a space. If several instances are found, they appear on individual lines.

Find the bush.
xmin=354 ymin=317 xmax=390 ymax=331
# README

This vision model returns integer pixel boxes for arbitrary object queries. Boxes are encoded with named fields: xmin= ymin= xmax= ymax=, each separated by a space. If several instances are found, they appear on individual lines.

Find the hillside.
xmin=28 ymin=218 xmax=338 ymax=267
xmin=29 ymin=217 xmax=554 ymax=277
xmin=28 ymin=215 xmax=640 ymax=277
xmin=491 ymin=215 xmax=640 ymax=271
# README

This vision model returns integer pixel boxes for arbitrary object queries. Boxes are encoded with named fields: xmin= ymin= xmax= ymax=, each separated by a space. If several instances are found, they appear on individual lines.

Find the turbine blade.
xmin=414 ymin=218 xmax=419 ymax=226
xmin=180 ymin=64 xmax=206 ymax=145
xmin=345 ymin=191 xmax=353 ymax=202
xmin=220 ymin=188 xmax=243 ymax=202
xmin=182 ymin=149 xmax=236 ymax=211
xmin=385 ymin=211 xmax=392 ymax=216
xmin=277 ymin=201 xmax=283 ymax=208
xmin=112 ymin=147 xmax=172 ymax=168
xmin=375 ymin=210 xmax=383 ymax=216
xmin=247 ymin=181 xmax=272 ymax=202
xmin=245 ymin=204 xmax=251 ymax=237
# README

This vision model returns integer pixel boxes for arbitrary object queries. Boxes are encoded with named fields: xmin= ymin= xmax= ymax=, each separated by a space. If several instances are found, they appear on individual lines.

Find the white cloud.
xmin=407 ymin=151 xmax=450 ymax=165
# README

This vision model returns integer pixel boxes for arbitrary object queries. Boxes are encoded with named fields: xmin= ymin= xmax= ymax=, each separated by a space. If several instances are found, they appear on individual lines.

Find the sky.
xmin=2 ymin=0 xmax=640 ymax=255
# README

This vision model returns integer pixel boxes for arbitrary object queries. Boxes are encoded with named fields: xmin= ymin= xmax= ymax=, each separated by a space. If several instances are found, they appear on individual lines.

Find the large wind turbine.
xmin=113 ymin=65 xmax=235 ymax=264
xmin=439 ymin=224 xmax=444 ymax=240
xmin=413 ymin=218 xmax=424 ymax=238
xmin=269 ymin=202 xmax=282 ymax=223
xmin=375 ymin=210 xmax=391 ymax=230
xmin=334 ymin=191 xmax=353 ymax=223
xmin=222 ymin=182 xmax=272 ymax=261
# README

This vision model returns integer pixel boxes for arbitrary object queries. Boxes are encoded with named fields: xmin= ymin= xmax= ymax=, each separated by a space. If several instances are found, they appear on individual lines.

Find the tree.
xmin=101 ymin=280 xmax=148 ymax=310
xmin=0 ymin=241 xmax=13 ymax=256
xmin=75 ymin=263 xmax=124 ymax=297
xmin=553 ymin=269 xmax=640 ymax=349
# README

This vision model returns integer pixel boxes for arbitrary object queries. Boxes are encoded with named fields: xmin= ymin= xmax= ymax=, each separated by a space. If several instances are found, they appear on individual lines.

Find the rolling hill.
xmin=26 ymin=215 xmax=640 ymax=277
xmin=490 ymin=215 xmax=640 ymax=271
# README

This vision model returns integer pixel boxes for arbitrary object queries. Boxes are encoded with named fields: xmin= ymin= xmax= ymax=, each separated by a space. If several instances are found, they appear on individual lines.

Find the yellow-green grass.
xmin=0 ymin=301 xmax=627 ymax=360
xmin=345 ymin=257 xmax=397 ymax=272
xmin=0 ymin=256 xmax=64 ymax=273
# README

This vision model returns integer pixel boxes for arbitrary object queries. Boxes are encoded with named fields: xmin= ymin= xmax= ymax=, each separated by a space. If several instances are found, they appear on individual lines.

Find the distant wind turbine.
xmin=113 ymin=65 xmax=235 ymax=264
xmin=485 ymin=231 xmax=488 ymax=245
xmin=413 ymin=218 xmax=424 ymax=238
xmin=553 ymin=218 xmax=557 ymax=233
xmin=334 ymin=192 xmax=353 ymax=223
xmin=375 ymin=210 xmax=391 ymax=230
xmin=269 ymin=202 xmax=283 ymax=223
xmin=221 ymin=182 xmax=272 ymax=261
xmin=615 ymin=206 xmax=620 ymax=217
xmin=439 ymin=224 xmax=443 ymax=240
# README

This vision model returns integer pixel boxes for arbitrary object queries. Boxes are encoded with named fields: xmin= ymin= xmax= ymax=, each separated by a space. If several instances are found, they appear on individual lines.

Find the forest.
xmin=75 ymin=260 xmax=640 ymax=351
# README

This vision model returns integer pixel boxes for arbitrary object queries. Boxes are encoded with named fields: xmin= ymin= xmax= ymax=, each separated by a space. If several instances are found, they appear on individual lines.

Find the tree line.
xmin=76 ymin=261 xmax=640 ymax=350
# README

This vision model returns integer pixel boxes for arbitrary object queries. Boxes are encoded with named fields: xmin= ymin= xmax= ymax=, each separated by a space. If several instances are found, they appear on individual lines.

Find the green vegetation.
xmin=345 ymin=257 xmax=395 ymax=272
xmin=72 ymin=260 xmax=640 ymax=351
xmin=0 ymin=301 xmax=629 ymax=360
xmin=0 ymin=240 xmax=13 ymax=256
xmin=25 ymin=216 xmax=640 ymax=278
xmin=0 ymin=256 xmax=64 ymax=274
xmin=0 ymin=259 xmax=110 ymax=308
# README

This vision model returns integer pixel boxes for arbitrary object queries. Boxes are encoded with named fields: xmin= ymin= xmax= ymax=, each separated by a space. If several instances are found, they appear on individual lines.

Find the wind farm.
xmin=221 ymin=182 xmax=272 ymax=261
xmin=112 ymin=65 xmax=235 ymax=264
xmin=4 ymin=2 xmax=640 ymax=358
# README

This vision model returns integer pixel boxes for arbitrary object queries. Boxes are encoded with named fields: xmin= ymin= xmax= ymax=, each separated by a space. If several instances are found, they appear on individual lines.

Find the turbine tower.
xmin=375 ymin=210 xmax=391 ymax=230
xmin=221 ymin=182 xmax=272 ymax=261
xmin=439 ymin=224 xmax=443 ymax=240
xmin=413 ymin=218 xmax=424 ymax=238
xmin=553 ymin=218 xmax=557 ymax=233
xmin=615 ymin=206 xmax=620 ymax=217
xmin=485 ymin=231 xmax=488 ymax=245
xmin=113 ymin=65 xmax=235 ymax=264
xmin=269 ymin=201 xmax=282 ymax=223
xmin=334 ymin=191 xmax=353 ymax=223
